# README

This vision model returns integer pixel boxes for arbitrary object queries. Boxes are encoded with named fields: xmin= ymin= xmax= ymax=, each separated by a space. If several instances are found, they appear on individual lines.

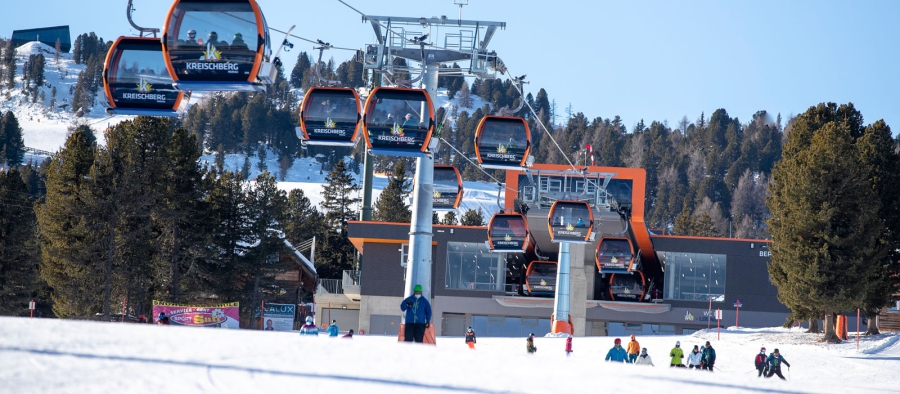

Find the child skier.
xmin=526 ymin=333 xmax=537 ymax=354
xmin=565 ymin=335 xmax=573 ymax=356
xmin=328 ymin=320 xmax=339 ymax=337
xmin=635 ymin=348 xmax=654 ymax=366
xmin=465 ymin=327 xmax=476 ymax=349
xmin=687 ymin=345 xmax=703 ymax=369
xmin=755 ymin=347 xmax=769 ymax=377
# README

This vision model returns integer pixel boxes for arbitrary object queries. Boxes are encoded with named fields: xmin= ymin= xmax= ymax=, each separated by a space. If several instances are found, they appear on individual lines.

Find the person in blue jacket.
xmin=605 ymin=338 xmax=627 ymax=362
xmin=400 ymin=284 xmax=432 ymax=343
xmin=328 ymin=319 xmax=339 ymax=337
xmin=765 ymin=348 xmax=791 ymax=380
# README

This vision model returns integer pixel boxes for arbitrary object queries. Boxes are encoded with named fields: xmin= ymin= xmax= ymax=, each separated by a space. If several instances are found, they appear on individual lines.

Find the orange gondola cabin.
xmin=362 ymin=87 xmax=434 ymax=157
xmin=474 ymin=116 xmax=531 ymax=170
xmin=547 ymin=200 xmax=594 ymax=243
xmin=103 ymin=37 xmax=188 ymax=117
xmin=432 ymin=165 xmax=463 ymax=210
xmin=298 ymin=87 xmax=362 ymax=147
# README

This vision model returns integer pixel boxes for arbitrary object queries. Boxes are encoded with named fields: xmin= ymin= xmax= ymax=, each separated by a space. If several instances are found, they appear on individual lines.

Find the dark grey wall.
xmin=651 ymin=236 xmax=787 ymax=314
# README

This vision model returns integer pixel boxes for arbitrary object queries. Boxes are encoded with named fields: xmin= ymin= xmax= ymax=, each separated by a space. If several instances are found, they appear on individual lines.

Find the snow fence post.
xmin=29 ymin=300 xmax=35 ymax=318
xmin=856 ymin=308 xmax=860 ymax=351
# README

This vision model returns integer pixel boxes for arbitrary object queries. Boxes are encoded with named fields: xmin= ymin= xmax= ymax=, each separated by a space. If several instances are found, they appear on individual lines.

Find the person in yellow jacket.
xmin=626 ymin=334 xmax=641 ymax=363
xmin=669 ymin=341 xmax=686 ymax=367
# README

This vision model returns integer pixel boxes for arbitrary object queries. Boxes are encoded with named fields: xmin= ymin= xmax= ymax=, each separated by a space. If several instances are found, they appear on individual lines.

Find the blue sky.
xmin=4 ymin=0 xmax=898 ymax=132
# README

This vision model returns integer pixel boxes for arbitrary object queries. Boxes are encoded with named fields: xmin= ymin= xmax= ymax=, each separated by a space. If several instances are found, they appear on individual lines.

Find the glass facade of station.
xmin=445 ymin=242 xmax=505 ymax=291
xmin=663 ymin=252 xmax=727 ymax=302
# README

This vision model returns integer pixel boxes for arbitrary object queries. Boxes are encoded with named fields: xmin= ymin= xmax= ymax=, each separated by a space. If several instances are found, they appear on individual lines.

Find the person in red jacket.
xmin=565 ymin=335 xmax=573 ymax=356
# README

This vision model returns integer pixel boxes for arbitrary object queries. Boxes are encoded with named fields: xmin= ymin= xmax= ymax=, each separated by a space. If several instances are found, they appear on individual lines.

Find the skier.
xmin=605 ymin=338 xmax=627 ymax=362
xmin=701 ymin=341 xmax=716 ymax=372
xmin=626 ymin=334 xmax=641 ymax=363
xmin=299 ymin=316 xmax=319 ymax=335
xmin=687 ymin=345 xmax=703 ymax=369
xmin=669 ymin=341 xmax=685 ymax=367
xmin=465 ymin=327 xmax=477 ymax=349
xmin=328 ymin=320 xmax=339 ymax=337
xmin=765 ymin=348 xmax=791 ymax=380
xmin=400 ymin=284 xmax=432 ymax=343
xmin=526 ymin=333 xmax=537 ymax=354
xmin=565 ymin=335 xmax=573 ymax=357
xmin=342 ymin=329 xmax=354 ymax=338
xmin=755 ymin=347 xmax=769 ymax=377
xmin=157 ymin=312 xmax=170 ymax=325
xmin=634 ymin=348 xmax=654 ymax=366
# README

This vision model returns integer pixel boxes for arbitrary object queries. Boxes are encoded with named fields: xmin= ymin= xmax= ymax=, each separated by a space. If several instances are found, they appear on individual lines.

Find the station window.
xmin=663 ymin=252 xmax=727 ymax=302
xmin=445 ymin=242 xmax=505 ymax=291
xmin=472 ymin=315 xmax=551 ymax=337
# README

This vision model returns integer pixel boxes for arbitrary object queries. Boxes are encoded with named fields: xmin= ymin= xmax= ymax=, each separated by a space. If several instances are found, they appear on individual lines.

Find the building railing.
xmin=316 ymin=270 xmax=361 ymax=295
xmin=317 ymin=279 xmax=342 ymax=295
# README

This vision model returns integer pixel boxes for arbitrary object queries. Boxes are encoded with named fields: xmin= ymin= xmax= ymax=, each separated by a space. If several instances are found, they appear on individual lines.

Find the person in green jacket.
xmin=669 ymin=341 xmax=685 ymax=367
xmin=765 ymin=349 xmax=791 ymax=380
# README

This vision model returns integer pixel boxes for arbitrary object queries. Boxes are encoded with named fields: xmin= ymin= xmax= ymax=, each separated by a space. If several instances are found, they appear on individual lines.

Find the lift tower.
xmin=361 ymin=12 xmax=506 ymax=317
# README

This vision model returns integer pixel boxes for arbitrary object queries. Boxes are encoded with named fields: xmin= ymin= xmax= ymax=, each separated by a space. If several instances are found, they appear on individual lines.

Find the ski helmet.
xmin=760 ymin=347 xmax=766 ymax=352
xmin=305 ymin=316 xmax=314 ymax=323
xmin=467 ymin=327 xmax=473 ymax=332
xmin=675 ymin=341 xmax=681 ymax=346
xmin=630 ymin=334 xmax=635 ymax=340
xmin=614 ymin=338 xmax=621 ymax=344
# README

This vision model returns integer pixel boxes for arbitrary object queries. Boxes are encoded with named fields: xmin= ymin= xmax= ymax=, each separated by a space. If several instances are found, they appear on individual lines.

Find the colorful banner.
xmin=152 ymin=301 xmax=240 ymax=329
xmin=262 ymin=303 xmax=296 ymax=332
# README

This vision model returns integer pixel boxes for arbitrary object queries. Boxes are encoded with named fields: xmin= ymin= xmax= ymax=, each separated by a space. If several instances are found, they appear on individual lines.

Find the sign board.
xmin=29 ymin=300 xmax=35 ymax=310
xmin=262 ymin=303 xmax=296 ymax=332
xmin=733 ymin=300 xmax=742 ymax=308
xmin=715 ymin=309 xmax=723 ymax=320
xmin=152 ymin=301 xmax=240 ymax=328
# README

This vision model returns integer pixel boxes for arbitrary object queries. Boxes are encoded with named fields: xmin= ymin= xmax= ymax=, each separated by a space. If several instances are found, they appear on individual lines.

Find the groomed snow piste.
xmin=1 ymin=317 xmax=897 ymax=393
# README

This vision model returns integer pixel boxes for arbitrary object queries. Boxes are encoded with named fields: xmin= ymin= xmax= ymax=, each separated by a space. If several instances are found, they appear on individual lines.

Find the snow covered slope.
xmin=0 ymin=317 xmax=897 ymax=393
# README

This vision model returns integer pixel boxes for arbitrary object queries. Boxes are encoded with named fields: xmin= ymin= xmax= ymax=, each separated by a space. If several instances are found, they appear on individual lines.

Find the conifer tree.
xmin=283 ymin=189 xmax=324 ymax=247
xmin=767 ymin=103 xmax=883 ymax=342
xmin=320 ymin=159 xmax=360 ymax=232
xmin=460 ymin=208 xmax=485 ymax=226
xmin=1 ymin=111 xmax=25 ymax=166
xmin=35 ymin=127 xmax=99 ymax=317
xmin=441 ymin=211 xmax=458 ymax=225
xmin=0 ymin=168 xmax=41 ymax=315
xmin=373 ymin=160 xmax=411 ymax=222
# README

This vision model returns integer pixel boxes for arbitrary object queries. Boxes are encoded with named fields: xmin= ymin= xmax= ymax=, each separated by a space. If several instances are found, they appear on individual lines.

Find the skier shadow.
xmin=1 ymin=346 xmax=513 ymax=394
xmin=844 ymin=355 xmax=900 ymax=361
xmin=640 ymin=375 xmax=808 ymax=394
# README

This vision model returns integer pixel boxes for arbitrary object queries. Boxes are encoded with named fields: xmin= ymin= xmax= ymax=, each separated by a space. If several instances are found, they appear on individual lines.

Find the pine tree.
xmin=320 ymin=159 xmax=360 ymax=232
xmin=458 ymin=82 xmax=471 ymax=109
xmin=373 ymin=160 xmax=411 ymax=222
xmin=1 ymin=111 xmax=26 ymax=166
xmin=441 ymin=211 xmax=458 ymax=225
xmin=35 ymin=127 xmax=99 ymax=317
xmin=0 ymin=168 xmax=41 ymax=315
xmin=767 ymin=103 xmax=883 ymax=342
xmin=460 ymin=208 xmax=485 ymax=226
xmin=283 ymin=189 xmax=325 ymax=247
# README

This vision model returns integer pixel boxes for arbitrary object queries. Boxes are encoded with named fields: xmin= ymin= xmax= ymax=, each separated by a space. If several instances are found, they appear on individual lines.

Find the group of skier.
xmin=667 ymin=340 xmax=716 ymax=370
xmin=755 ymin=347 xmax=791 ymax=379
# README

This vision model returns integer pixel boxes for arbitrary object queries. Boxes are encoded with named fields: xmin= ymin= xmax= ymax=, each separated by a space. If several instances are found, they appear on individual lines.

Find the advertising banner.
xmin=152 ymin=301 xmax=240 ymax=329
xmin=263 ymin=303 xmax=296 ymax=332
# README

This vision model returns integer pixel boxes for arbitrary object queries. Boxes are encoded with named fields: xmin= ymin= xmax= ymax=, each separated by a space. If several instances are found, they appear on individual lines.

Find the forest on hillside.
xmin=2 ymin=35 xmax=898 ymax=323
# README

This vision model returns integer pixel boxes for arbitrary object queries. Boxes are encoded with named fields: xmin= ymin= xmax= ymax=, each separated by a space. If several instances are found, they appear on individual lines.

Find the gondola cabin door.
xmin=103 ymin=37 xmax=188 ymax=117
xmin=362 ymin=87 xmax=435 ymax=157
xmin=298 ymin=87 xmax=362 ymax=147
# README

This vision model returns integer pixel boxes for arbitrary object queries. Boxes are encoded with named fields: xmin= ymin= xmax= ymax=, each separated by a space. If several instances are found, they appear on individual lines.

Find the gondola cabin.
xmin=432 ymin=165 xmax=463 ymax=210
xmin=524 ymin=261 xmax=557 ymax=297
xmin=102 ymin=37 xmax=188 ymax=117
xmin=362 ymin=87 xmax=434 ymax=157
xmin=487 ymin=213 xmax=531 ymax=253
xmin=474 ymin=116 xmax=531 ymax=170
xmin=297 ymin=87 xmax=361 ymax=147
xmin=162 ymin=0 xmax=276 ymax=91
xmin=547 ymin=200 xmax=594 ymax=243
xmin=596 ymin=237 xmax=639 ymax=273
xmin=608 ymin=272 xmax=646 ymax=302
